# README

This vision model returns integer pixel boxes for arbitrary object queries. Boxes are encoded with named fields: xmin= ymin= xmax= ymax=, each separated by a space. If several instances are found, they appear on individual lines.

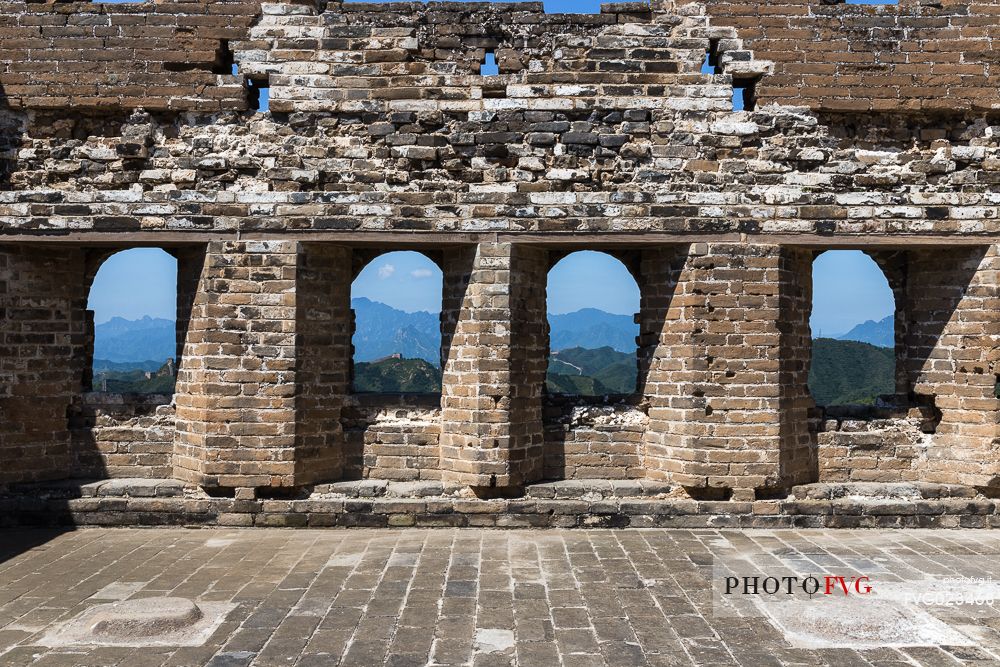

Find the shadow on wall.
xmin=904 ymin=247 xmax=996 ymax=485
xmin=0 ymin=84 xmax=25 ymax=189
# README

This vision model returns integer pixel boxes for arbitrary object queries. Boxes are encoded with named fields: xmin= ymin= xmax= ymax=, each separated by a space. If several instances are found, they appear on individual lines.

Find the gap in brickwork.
xmin=545 ymin=251 xmax=640 ymax=398
xmin=685 ymin=486 xmax=733 ymax=501
xmin=480 ymin=50 xmax=499 ymax=76
xmin=732 ymin=77 xmax=758 ymax=112
xmin=350 ymin=251 xmax=443 ymax=394
xmin=86 ymin=248 xmax=179 ymax=395
xmin=247 ymin=78 xmax=270 ymax=113
xmin=700 ymin=40 xmax=757 ymax=111
xmin=700 ymin=41 xmax=720 ymax=75
xmin=212 ymin=40 xmax=236 ymax=76
xmin=808 ymin=250 xmax=896 ymax=410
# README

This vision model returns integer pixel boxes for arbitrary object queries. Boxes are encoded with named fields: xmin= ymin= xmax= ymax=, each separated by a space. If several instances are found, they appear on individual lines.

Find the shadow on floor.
xmin=0 ymin=528 xmax=76 ymax=565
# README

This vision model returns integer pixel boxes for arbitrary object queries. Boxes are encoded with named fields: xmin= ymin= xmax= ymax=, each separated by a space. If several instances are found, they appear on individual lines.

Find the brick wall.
xmin=543 ymin=396 xmax=647 ymax=480
xmin=0 ymin=0 xmax=257 ymax=111
xmin=904 ymin=246 xmax=1000 ymax=488
xmin=2 ymin=0 xmax=1000 ymax=497
xmin=173 ymin=241 xmax=300 ymax=489
xmin=0 ymin=245 xmax=88 ymax=484
xmin=294 ymin=243 xmax=352 ymax=485
xmin=234 ymin=1 xmax=704 ymax=111
xmin=777 ymin=247 xmax=817 ymax=488
xmin=439 ymin=243 xmax=547 ymax=490
xmin=701 ymin=0 xmax=1000 ymax=113
xmin=2 ymin=6 xmax=1000 ymax=238
xmin=813 ymin=406 xmax=931 ymax=484
xmin=641 ymin=243 xmax=813 ymax=500
xmin=69 ymin=393 xmax=174 ymax=479
xmin=342 ymin=394 xmax=442 ymax=481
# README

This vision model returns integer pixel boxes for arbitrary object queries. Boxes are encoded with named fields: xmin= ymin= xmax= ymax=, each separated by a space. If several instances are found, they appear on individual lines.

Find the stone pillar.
xmin=172 ymin=246 xmax=207 ymax=368
xmin=173 ymin=241 xmax=353 ymax=491
xmin=637 ymin=245 xmax=688 ymax=481
xmin=640 ymin=243 xmax=813 ymax=500
xmin=174 ymin=241 xmax=300 ymax=490
xmin=439 ymin=242 xmax=547 ymax=491
xmin=868 ymin=250 xmax=910 ymax=397
xmin=776 ymin=247 xmax=816 ymax=488
xmin=293 ymin=243 xmax=352 ymax=485
xmin=904 ymin=245 xmax=1000 ymax=490
xmin=0 ymin=245 xmax=89 ymax=484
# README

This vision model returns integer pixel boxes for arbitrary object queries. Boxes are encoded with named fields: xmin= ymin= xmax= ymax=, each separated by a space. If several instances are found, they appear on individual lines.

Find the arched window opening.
xmin=351 ymin=251 xmax=443 ymax=394
xmin=809 ymin=250 xmax=896 ymax=407
xmin=546 ymin=251 xmax=640 ymax=397
xmin=87 ymin=248 xmax=178 ymax=394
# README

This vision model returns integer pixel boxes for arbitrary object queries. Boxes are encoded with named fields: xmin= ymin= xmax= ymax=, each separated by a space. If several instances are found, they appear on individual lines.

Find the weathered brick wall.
xmin=640 ymin=244 xmax=814 ymax=499
xmin=904 ymin=246 xmax=1000 ymax=489
xmin=439 ymin=243 xmax=547 ymax=490
xmin=778 ymin=247 xmax=817 ymax=488
xmin=0 ymin=245 xmax=88 ymax=484
xmin=173 ymin=241 xmax=300 ymax=488
xmin=0 ymin=0 xmax=256 ymax=111
xmin=237 ymin=1 xmax=704 ymax=115
xmin=543 ymin=397 xmax=648 ymax=480
xmin=69 ymin=393 xmax=174 ymax=479
xmin=1 ymin=0 xmax=1000 ymax=497
xmin=813 ymin=406 xmax=931 ymax=484
xmin=701 ymin=0 xmax=1000 ymax=113
xmin=341 ymin=395 xmax=441 ymax=481
xmin=294 ymin=243 xmax=352 ymax=485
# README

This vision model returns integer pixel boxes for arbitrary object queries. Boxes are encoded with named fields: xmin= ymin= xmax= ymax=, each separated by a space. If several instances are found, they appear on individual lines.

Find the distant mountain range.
xmin=834 ymin=316 xmax=894 ymax=349
xmin=94 ymin=316 xmax=175 ymax=364
xmin=94 ymin=307 xmax=895 ymax=407
xmin=352 ymin=298 xmax=440 ymax=364
xmin=354 ymin=358 xmax=441 ymax=393
xmin=353 ymin=346 xmax=637 ymax=396
xmin=547 ymin=309 xmax=637 ymax=353
xmin=548 ymin=346 xmax=637 ymax=395
xmin=351 ymin=299 xmax=638 ymax=362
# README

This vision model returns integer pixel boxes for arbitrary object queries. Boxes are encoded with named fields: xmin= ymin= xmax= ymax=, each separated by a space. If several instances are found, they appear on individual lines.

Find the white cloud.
xmin=410 ymin=268 xmax=433 ymax=279
xmin=377 ymin=264 xmax=396 ymax=279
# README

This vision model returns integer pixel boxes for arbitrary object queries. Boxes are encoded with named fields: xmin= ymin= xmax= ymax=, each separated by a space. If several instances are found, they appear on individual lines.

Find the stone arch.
xmin=85 ymin=248 xmax=180 ymax=394
xmin=349 ymin=250 xmax=445 ymax=393
xmin=75 ymin=245 xmax=206 ymax=481
xmin=545 ymin=250 xmax=641 ymax=397
xmin=808 ymin=249 xmax=897 ymax=409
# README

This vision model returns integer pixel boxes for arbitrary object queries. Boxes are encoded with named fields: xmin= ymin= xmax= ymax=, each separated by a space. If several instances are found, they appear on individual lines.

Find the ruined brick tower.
xmin=2 ymin=0 xmax=1000 ymax=523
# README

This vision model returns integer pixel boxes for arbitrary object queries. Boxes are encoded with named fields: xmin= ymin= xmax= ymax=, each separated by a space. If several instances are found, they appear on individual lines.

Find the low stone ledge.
xmin=526 ymin=479 xmax=671 ymax=499
xmin=2 ymin=479 xmax=999 ymax=530
xmin=2 ymin=478 xmax=188 ymax=500
xmin=791 ymin=482 xmax=979 ymax=501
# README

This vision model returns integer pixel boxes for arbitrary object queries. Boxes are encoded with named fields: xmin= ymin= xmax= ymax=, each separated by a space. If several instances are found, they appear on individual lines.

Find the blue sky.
xmin=811 ymin=250 xmax=893 ymax=337
xmin=353 ymin=251 xmax=443 ymax=313
xmin=89 ymin=248 xmax=177 ymax=323
xmin=548 ymin=252 xmax=639 ymax=315
xmin=90 ymin=248 xmax=893 ymax=336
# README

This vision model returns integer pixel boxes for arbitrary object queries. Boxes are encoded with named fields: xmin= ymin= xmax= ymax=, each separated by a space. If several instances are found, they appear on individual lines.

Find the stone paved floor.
xmin=2 ymin=529 xmax=1000 ymax=666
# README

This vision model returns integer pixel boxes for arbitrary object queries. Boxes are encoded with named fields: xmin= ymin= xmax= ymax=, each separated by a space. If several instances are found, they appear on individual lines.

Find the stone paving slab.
xmin=2 ymin=529 xmax=1000 ymax=666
